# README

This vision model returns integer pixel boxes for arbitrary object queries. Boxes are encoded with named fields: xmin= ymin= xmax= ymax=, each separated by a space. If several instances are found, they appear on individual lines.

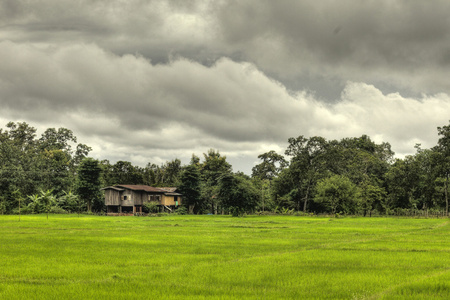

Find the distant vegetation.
xmin=1 ymin=120 xmax=450 ymax=216
xmin=0 ymin=215 xmax=448 ymax=299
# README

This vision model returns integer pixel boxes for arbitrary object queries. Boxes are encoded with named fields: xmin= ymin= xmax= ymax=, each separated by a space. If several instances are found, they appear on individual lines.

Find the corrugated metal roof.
xmin=113 ymin=185 xmax=180 ymax=195
xmin=115 ymin=185 xmax=164 ymax=192
xmin=101 ymin=186 xmax=125 ymax=191
xmin=158 ymin=187 xmax=178 ymax=193
xmin=164 ymin=192 xmax=182 ymax=196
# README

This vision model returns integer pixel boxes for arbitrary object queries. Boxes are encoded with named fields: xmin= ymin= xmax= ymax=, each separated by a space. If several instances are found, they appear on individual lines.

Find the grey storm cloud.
xmin=2 ymin=0 xmax=450 ymax=97
xmin=1 ymin=0 xmax=450 ymax=172
xmin=3 ymin=0 xmax=450 ymax=94
xmin=214 ymin=0 xmax=450 ymax=95
xmin=0 ymin=41 xmax=307 ymax=142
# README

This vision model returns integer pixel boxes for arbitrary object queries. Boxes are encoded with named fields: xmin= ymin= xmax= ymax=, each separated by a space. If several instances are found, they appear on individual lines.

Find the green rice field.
xmin=0 ymin=215 xmax=449 ymax=299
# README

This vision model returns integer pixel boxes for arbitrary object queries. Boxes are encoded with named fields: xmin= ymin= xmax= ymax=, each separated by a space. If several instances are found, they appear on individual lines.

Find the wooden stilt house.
xmin=102 ymin=185 xmax=182 ymax=215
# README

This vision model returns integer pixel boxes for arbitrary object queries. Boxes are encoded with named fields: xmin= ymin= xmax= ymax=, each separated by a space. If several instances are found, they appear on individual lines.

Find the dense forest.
xmin=1 ymin=121 xmax=449 ymax=216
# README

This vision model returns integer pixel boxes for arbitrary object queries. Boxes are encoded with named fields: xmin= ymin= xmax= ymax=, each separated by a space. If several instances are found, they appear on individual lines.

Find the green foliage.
xmin=111 ymin=161 xmax=143 ymax=185
xmin=143 ymin=201 xmax=160 ymax=213
xmin=251 ymin=178 xmax=275 ymax=212
xmin=178 ymin=164 xmax=202 ymax=214
xmin=252 ymin=150 xmax=287 ymax=180
xmin=0 ymin=122 xmax=92 ymax=213
xmin=25 ymin=189 xmax=57 ymax=218
xmin=3 ymin=120 xmax=450 ymax=216
xmin=49 ymin=206 xmax=68 ymax=214
xmin=174 ymin=206 xmax=188 ymax=215
xmin=76 ymin=158 xmax=102 ymax=212
xmin=0 ymin=197 xmax=6 ymax=215
xmin=57 ymin=191 xmax=81 ymax=213
xmin=359 ymin=182 xmax=386 ymax=216
xmin=27 ymin=193 xmax=44 ymax=214
xmin=315 ymin=175 xmax=360 ymax=214
xmin=39 ymin=189 xmax=56 ymax=219
xmin=284 ymin=136 xmax=329 ymax=212
xmin=200 ymin=149 xmax=233 ymax=214
xmin=218 ymin=172 xmax=259 ymax=215
xmin=435 ymin=121 xmax=450 ymax=216
xmin=272 ymin=134 xmax=396 ymax=214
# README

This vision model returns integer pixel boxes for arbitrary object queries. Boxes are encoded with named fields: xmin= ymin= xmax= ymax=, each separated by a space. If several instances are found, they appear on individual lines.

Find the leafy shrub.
xmin=11 ymin=206 xmax=31 ymax=215
xmin=229 ymin=207 xmax=243 ymax=217
xmin=294 ymin=211 xmax=311 ymax=217
xmin=144 ymin=202 xmax=160 ymax=213
xmin=0 ymin=199 xmax=6 ymax=215
xmin=281 ymin=207 xmax=295 ymax=215
xmin=175 ymin=206 xmax=188 ymax=215
xmin=49 ymin=206 xmax=68 ymax=214
xmin=57 ymin=191 xmax=80 ymax=213
xmin=256 ymin=211 xmax=275 ymax=216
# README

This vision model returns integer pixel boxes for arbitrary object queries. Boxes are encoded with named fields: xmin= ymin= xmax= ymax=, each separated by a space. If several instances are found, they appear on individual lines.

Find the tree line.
xmin=1 ymin=121 xmax=449 ymax=216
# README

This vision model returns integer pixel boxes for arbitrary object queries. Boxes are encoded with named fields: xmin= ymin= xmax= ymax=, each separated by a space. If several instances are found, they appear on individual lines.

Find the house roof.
xmin=104 ymin=185 xmax=180 ymax=195
xmin=101 ymin=186 xmax=125 ymax=191
xmin=115 ymin=185 xmax=165 ymax=192
xmin=158 ymin=187 xmax=178 ymax=193
xmin=164 ymin=192 xmax=182 ymax=196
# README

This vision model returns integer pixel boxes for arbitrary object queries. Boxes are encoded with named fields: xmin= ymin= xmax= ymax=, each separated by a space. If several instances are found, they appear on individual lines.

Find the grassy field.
xmin=0 ymin=215 xmax=449 ymax=299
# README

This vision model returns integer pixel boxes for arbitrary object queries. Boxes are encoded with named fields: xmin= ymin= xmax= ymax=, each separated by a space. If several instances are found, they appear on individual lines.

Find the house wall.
xmin=131 ymin=191 xmax=144 ymax=205
xmin=121 ymin=189 xmax=133 ymax=206
xmin=162 ymin=195 xmax=181 ymax=206
xmin=105 ymin=189 xmax=120 ymax=205
xmin=143 ymin=193 xmax=163 ymax=204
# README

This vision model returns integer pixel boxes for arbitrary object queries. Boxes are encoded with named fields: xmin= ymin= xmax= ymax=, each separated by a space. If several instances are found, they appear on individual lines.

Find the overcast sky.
xmin=1 ymin=0 xmax=450 ymax=173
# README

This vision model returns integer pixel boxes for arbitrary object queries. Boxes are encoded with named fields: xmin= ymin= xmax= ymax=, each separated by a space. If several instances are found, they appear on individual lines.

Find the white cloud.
xmin=333 ymin=82 xmax=449 ymax=152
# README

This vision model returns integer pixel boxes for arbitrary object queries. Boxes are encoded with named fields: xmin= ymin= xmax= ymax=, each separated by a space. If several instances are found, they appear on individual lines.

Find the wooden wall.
xmin=104 ymin=189 xmax=120 ymax=205
xmin=162 ymin=195 xmax=181 ymax=206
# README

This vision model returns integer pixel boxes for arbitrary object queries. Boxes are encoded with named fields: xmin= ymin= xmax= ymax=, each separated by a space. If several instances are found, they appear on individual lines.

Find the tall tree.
xmin=76 ymin=158 xmax=102 ymax=212
xmin=0 ymin=122 xmax=40 ymax=211
xmin=178 ymin=164 xmax=202 ymax=214
xmin=218 ymin=172 xmax=259 ymax=216
xmin=436 ymin=122 xmax=450 ymax=216
xmin=111 ymin=161 xmax=143 ymax=185
xmin=200 ymin=149 xmax=232 ymax=214
xmin=252 ymin=150 xmax=287 ymax=180
xmin=38 ymin=127 xmax=91 ymax=196
xmin=252 ymin=150 xmax=287 ymax=211
xmin=285 ymin=136 xmax=328 ymax=212
xmin=414 ymin=145 xmax=440 ymax=212
xmin=161 ymin=159 xmax=182 ymax=186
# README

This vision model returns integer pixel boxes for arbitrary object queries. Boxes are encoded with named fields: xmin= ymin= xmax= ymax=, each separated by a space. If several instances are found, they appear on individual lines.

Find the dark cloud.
xmin=1 ymin=1 xmax=450 ymax=172
xmin=3 ymin=0 xmax=450 ymax=95
xmin=214 ymin=1 xmax=450 ymax=95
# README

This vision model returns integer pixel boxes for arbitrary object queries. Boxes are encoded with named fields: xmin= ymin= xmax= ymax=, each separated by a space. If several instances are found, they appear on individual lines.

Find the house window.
xmin=123 ymin=195 xmax=128 ymax=200
xmin=155 ymin=195 xmax=161 ymax=202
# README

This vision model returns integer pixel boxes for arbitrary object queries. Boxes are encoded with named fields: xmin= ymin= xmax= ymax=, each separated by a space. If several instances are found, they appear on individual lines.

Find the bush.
xmin=49 ymin=206 xmax=68 ymax=214
xmin=256 ymin=211 xmax=275 ymax=216
xmin=294 ymin=211 xmax=311 ymax=217
xmin=143 ymin=202 xmax=160 ymax=213
xmin=175 ymin=206 xmax=188 ymax=215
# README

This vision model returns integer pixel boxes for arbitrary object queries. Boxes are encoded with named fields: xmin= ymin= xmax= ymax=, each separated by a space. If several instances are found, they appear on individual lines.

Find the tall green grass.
xmin=0 ymin=215 xmax=448 ymax=299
